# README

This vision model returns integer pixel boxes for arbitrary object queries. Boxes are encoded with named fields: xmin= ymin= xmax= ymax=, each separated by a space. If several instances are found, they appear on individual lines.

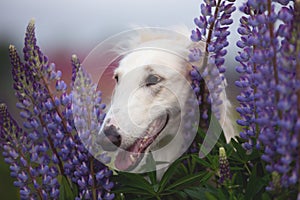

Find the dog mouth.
xmin=114 ymin=113 xmax=169 ymax=171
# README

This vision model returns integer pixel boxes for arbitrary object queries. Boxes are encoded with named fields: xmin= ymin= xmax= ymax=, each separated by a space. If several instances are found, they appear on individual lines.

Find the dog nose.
xmin=98 ymin=125 xmax=121 ymax=151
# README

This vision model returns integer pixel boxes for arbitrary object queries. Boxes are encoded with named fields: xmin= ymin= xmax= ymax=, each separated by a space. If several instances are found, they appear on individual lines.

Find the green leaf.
xmin=247 ymin=148 xmax=261 ymax=160
xmin=183 ymin=187 xmax=212 ymax=200
xmin=176 ymin=191 xmax=188 ymax=199
xmin=205 ymin=192 xmax=218 ymax=200
xmin=115 ymin=173 xmax=154 ymax=194
xmin=201 ymin=171 xmax=214 ymax=183
xmin=130 ymin=197 xmax=154 ymax=200
xmin=113 ymin=187 xmax=153 ymax=196
xmin=231 ymin=139 xmax=246 ymax=160
xmin=59 ymin=175 xmax=78 ymax=200
xmin=157 ymin=155 xmax=189 ymax=192
xmin=165 ymin=171 xmax=207 ymax=191
xmin=261 ymin=193 xmax=272 ymax=200
xmin=147 ymin=170 xmax=157 ymax=186
xmin=191 ymin=154 xmax=212 ymax=168
xmin=219 ymin=188 xmax=229 ymax=200
xmin=244 ymin=165 xmax=266 ymax=200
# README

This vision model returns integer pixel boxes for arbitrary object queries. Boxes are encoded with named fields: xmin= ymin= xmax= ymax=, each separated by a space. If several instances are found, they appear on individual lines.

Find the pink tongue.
xmin=115 ymin=150 xmax=139 ymax=171
xmin=114 ymin=118 xmax=164 ymax=171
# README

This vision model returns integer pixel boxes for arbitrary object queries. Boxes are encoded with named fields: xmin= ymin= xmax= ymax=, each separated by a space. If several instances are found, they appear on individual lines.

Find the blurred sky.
xmin=0 ymin=0 xmax=243 ymax=110
xmin=0 ymin=0 xmax=243 ymax=53
xmin=0 ymin=0 xmax=203 ymax=51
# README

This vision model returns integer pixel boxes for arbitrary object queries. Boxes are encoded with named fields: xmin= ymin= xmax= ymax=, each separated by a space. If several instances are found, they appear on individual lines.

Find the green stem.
xmin=89 ymin=158 xmax=97 ymax=200
xmin=204 ymin=0 xmax=221 ymax=55
xmin=198 ymin=0 xmax=222 ymax=131
xmin=244 ymin=163 xmax=251 ymax=175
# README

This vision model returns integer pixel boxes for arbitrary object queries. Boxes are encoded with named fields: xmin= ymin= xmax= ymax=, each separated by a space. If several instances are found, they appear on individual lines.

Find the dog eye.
xmin=145 ymin=74 xmax=161 ymax=86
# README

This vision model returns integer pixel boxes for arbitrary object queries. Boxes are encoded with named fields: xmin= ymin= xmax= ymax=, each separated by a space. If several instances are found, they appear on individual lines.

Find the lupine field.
xmin=0 ymin=0 xmax=299 ymax=199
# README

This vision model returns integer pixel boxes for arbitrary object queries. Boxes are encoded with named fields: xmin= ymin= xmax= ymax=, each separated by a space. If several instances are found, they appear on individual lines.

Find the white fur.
xmin=100 ymin=26 xmax=238 ymax=175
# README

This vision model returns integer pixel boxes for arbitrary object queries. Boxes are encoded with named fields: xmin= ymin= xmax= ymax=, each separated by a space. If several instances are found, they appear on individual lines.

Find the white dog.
xmin=97 ymin=27 xmax=238 ymax=175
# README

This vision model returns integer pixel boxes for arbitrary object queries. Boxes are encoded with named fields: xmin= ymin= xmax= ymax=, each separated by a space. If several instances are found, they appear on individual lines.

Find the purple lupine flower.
xmin=71 ymin=55 xmax=114 ymax=200
xmin=14 ymin=21 xmax=76 ymax=190
xmin=71 ymin=54 xmax=107 ymax=161
xmin=0 ymin=104 xmax=59 ymax=199
xmin=190 ymin=0 xmax=235 ymax=122
xmin=8 ymin=41 xmax=61 ymax=199
xmin=219 ymin=147 xmax=231 ymax=184
xmin=235 ymin=0 xmax=299 ymax=192
xmin=1 ymin=20 xmax=114 ymax=199
xmin=189 ymin=0 xmax=236 ymax=155
xmin=191 ymin=0 xmax=235 ymax=73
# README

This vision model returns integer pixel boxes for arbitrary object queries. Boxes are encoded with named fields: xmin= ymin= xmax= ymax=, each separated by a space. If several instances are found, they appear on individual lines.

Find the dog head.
xmin=97 ymin=27 xmax=201 ymax=172
xmin=97 ymin=27 xmax=238 ymax=173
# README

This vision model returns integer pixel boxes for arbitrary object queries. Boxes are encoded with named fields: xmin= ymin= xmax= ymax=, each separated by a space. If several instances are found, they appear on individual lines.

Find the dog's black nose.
xmin=97 ymin=125 xmax=121 ymax=151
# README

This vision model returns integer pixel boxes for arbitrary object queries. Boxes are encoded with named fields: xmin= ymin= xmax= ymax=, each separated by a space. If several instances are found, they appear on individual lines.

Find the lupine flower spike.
xmin=235 ymin=0 xmax=300 ymax=194
xmin=190 ymin=0 xmax=236 ymax=124
xmin=219 ymin=147 xmax=231 ymax=184
xmin=0 ymin=20 xmax=114 ymax=200
xmin=189 ymin=0 xmax=237 ymax=158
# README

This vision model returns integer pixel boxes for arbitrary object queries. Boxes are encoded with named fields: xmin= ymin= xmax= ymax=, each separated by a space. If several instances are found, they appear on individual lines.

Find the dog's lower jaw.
xmin=114 ymin=114 xmax=169 ymax=172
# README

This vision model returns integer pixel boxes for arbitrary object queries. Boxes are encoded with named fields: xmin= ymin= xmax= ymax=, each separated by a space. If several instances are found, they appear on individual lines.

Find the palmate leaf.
xmin=157 ymin=154 xmax=191 ymax=193
xmin=164 ymin=171 xmax=209 ymax=191
xmin=127 ymin=197 xmax=154 ymax=200
xmin=190 ymin=154 xmax=212 ymax=168
xmin=112 ymin=172 xmax=155 ymax=196
xmin=183 ymin=187 xmax=210 ymax=200
xmin=113 ymin=186 xmax=153 ymax=196
xmin=112 ymin=151 xmax=215 ymax=199
xmin=183 ymin=186 xmax=228 ymax=200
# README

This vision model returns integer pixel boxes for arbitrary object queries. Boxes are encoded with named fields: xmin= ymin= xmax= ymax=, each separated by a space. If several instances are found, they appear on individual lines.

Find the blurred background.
xmin=0 ymin=0 xmax=241 ymax=198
